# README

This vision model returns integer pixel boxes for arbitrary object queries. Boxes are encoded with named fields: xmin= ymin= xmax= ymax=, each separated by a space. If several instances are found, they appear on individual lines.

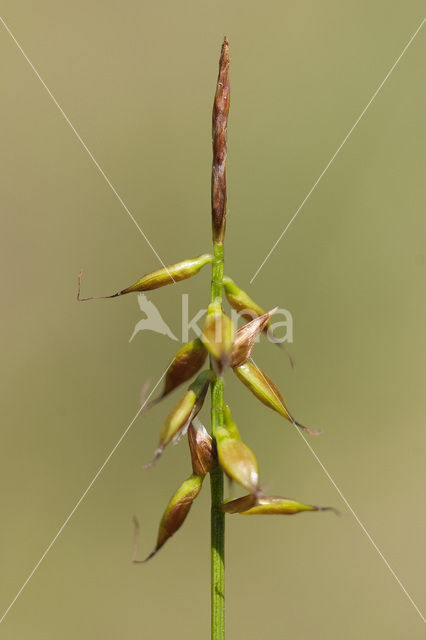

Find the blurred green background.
xmin=0 ymin=1 xmax=425 ymax=638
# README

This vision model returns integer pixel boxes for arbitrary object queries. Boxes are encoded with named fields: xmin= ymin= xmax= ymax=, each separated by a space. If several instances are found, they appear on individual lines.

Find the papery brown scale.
xmin=230 ymin=309 xmax=277 ymax=368
xmin=221 ymin=493 xmax=257 ymax=514
xmin=188 ymin=419 xmax=217 ymax=476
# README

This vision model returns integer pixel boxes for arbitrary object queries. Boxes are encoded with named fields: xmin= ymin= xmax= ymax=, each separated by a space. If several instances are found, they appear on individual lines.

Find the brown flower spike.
xmin=211 ymin=37 xmax=230 ymax=245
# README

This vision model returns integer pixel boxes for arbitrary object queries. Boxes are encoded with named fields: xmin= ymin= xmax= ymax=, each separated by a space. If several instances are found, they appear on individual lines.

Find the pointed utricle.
xmin=201 ymin=302 xmax=235 ymax=366
xmin=118 ymin=254 xmax=214 ymax=295
xmin=215 ymin=425 xmax=259 ymax=494
xmin=145 ymin=370 xmax=214 ymax=467
xmin=145 ymin=474 xmax=204 ymax=561
xmin=78 ymin=254 xmax=214 ymax=300
xmin=233 ymin=361 xmax=321 ymax=435
xmin=152 ymin=339 xmax=207 ymax=404
xmin=222 ymin=495 xmax=334 ymax=515
xmin=223 ymin=276 xmax=266 ymax=320
xmin=223 ymin=404 xmax=241 ymax=440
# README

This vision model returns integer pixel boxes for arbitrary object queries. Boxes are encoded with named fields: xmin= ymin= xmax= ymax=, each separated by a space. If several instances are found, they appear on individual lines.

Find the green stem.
xmin=210 ymin=242 xmax=225 ymax=640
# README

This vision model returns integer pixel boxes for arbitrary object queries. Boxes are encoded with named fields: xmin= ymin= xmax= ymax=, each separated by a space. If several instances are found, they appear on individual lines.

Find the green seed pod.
xmin=223 ymin=276 xmax=265 ymax=320
xmin=145 ymin=474 xmax=204 ymax=561
xmin=152 ymin=339 xmax=207 ymax=405
xmin=144 ymin=370 xmax=214 ymax=467
xmin=119 ymin=254 xmax=214 ymax=295
xmin=216 ymin=425 xmax=259 ymax=494
xmin=188 ymin=418 xmax=217 ymax=476
xmin=201 ymin=302 xmax=235 ymax=366
xmin=230 ymin=309 xmax=277 ymax=368
xmin=223 ymin=405 xmax=241 ymax=440
xmin=233 ymin=361 xmax=321 ymax=435
xmin=78 ymin=254 xmax=213 ymax=300
xmin=222 ymin=494 xmax=335 ymax=516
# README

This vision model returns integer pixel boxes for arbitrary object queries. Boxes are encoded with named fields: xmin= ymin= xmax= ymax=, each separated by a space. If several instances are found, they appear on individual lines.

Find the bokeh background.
xmin=1 ymin=1 xmax=425 ymax=638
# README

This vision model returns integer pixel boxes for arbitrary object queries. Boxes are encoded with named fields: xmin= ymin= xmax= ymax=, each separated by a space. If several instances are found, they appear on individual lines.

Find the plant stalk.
xmin=210 ymin=37 xmax=229 ymax=640
xmin=210 ymin=242 xmax=225 ymax=640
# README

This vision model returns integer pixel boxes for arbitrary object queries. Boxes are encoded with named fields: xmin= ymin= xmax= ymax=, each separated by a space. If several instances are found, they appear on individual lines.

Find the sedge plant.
xmin=79 ymin=37 xmax=334 ymax=640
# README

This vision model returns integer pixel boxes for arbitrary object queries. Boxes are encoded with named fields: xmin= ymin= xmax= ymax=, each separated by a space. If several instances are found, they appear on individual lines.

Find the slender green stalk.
xmin=210 ymin=36 xmax=229 ymax=639
xmin=210 ymin=242 xmax=225 ymax=640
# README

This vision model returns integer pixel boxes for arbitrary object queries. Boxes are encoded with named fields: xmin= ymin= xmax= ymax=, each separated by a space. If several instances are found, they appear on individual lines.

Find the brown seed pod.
xmin=133 ymin=474 xmax=205 ymax=562
xmin=151 ymin=339 xmax=208 ymax=406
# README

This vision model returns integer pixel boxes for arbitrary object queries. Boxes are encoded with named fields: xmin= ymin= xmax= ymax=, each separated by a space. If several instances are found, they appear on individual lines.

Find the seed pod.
xmin=188 ymin=418 xmax=217 ymax=475
xmin=222 ymin=494 xmax=336 ymax=516
xmin=151 ymin=339 xmax=207 ymax=405
xmin=223 ymin=404 xmax=241 ymax=440
xmin=78 ymin=254 xmax=213 ymax=300
xmin=201 ymin=302 xmax=235 ymax=367
xmin=216 ymin=426 xmax=259 ymax=494
xmin=144 ymin=474 xmax=204 ymax=561
xmin=230 ymin=309 xmax=277 ymax=368
xmin=144 ymin=370 xmax=214 ymax=467
xmin=223 ymin=276 xmax=266 ymax=320
xmin=223 ymin=276 xmax=294 ymax=368
xmin=233 ymin=361 xmax=322 ymax=435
